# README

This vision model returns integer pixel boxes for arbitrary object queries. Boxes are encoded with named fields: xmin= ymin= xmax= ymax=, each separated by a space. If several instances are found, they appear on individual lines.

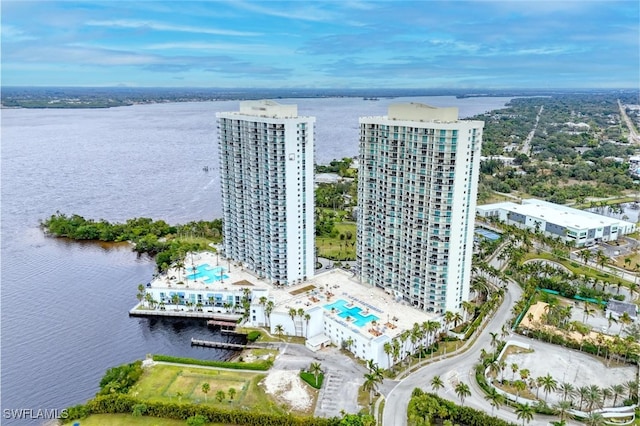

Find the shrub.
xmin=246 ymin=331 xmax=261 ymax=342
xmin=98 ymin=360 xmax=143 ymax=395
xmin=300 ymin=371 xmax=324 ymax=389
xmin=132 ymin=403 xmax=147 ymax=417
xmin=186 ymin=414 xmax=208 ymax=426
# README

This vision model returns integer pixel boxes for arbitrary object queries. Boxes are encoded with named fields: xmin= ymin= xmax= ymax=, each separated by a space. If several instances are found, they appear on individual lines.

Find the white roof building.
xmin=476 ymin=199 xmax=636 ymax=246
xmin=141 ymin=251 xmax=442 ymax=369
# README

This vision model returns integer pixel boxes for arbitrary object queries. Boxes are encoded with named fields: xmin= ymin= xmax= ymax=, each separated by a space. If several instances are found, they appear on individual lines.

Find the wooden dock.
xmin=207 ymin=319 xmax=238 ymax=327
xmin=190 ymin=338 xmax=262 ymax=350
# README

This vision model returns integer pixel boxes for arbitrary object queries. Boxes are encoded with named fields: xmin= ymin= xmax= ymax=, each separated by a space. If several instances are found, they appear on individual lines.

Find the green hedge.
xmin=62 ymin=393 xmax=340 ymax=425
xmin=152 ymin=354 xmax=272 ymax=371
xmin=247 ymin=331 xmax=261 ymax=342
xmin=300 ymin=371 xmax=324 ymax=389
xmin=408 ymin=389 xmax=517 ymax=426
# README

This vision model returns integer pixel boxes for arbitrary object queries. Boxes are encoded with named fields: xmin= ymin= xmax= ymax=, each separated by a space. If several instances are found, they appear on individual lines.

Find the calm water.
xmin=0 ymin=96 xmax=510 ymax=424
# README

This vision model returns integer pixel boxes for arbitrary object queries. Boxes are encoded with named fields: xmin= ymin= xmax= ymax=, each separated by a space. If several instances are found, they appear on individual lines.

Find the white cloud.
xmin=231 ymin=1 xmax=340 ymax=23
xmin=1 ymin=24 xmax=37 ymax=42
xmin=85 ymin=19 xmax=261 ymax=37
xmin=143 ymin=42 xmax=293 ymax=55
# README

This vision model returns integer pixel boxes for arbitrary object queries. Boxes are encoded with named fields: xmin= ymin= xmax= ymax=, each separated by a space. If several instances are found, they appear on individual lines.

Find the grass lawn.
xmin=130 ymin=364 xmax=285 ymax=414
xmin=71 ymin=413 xmax=230 ymax=426
xmin=316 ymin=222 xmax=356 ymax=260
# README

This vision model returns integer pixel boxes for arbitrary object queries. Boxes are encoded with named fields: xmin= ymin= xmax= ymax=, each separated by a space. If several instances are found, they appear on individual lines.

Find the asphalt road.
xmin=382 ymin=276 xmax=529 ymax=426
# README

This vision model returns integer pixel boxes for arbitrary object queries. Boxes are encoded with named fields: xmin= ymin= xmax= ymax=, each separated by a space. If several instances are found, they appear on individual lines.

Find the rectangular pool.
xmin=186 ymin=263 xmax=229 ymax=283
xmin=324 ymin=299 xmax=379 ymax=327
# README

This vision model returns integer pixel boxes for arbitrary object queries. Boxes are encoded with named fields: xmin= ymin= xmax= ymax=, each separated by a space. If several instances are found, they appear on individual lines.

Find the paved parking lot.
xmin=271 ymin=342 xmax=389 ymax=418
xmin=503 ymin=337 xmax=635 ymax=406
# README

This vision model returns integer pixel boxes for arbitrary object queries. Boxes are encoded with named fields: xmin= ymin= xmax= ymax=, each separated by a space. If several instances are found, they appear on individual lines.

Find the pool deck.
xmin=148 ymin=251 xmax=439 ymax=340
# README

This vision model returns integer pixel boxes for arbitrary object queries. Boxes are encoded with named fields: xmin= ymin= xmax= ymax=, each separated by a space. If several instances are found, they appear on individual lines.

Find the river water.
xmin=0 ymin=95 xmax=510 ymax=424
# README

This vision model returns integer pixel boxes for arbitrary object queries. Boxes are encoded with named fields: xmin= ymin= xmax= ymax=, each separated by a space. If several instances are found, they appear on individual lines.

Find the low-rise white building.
xmin=476 ymin=199 xmax=636 ymax=247
xmin=140 ymin=251 xmax=443 ymax=369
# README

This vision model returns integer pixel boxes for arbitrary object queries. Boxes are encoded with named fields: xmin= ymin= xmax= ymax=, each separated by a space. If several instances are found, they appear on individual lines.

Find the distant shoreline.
xmin=3 ymin=87 xmax=635 ymax=109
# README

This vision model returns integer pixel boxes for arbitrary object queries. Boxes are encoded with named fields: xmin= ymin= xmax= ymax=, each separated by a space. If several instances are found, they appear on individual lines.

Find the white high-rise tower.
xmin=357 ymin=103 xmax=483 ymax=313
xmin=217 ymin=100 xmax=315 ymax=285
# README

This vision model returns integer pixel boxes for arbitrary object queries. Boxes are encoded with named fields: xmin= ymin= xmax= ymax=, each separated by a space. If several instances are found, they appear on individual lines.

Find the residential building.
xmin=135 ymin=251 xmax=441 ymax=370
xmin=476 ymin=199 xmax=636 ymax=246
xmin=217 ymin=100 xmax=315 ymax=285
xmin=357 ymin=103 xmax=484 ymax=314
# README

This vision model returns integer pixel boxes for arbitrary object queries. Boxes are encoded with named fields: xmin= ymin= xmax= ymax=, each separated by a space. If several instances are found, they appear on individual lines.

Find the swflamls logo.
xmin=3 ymin=408 xmax=69 ymax=420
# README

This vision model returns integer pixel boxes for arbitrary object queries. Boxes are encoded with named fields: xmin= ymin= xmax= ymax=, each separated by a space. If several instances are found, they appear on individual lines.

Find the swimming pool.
xmin=186 ymin=263 xmax=229 ymax=283
xmin=324 ymin=299 xmax=379 ymax=327
xmin=475 ymin=227 xmax=501 ymax=241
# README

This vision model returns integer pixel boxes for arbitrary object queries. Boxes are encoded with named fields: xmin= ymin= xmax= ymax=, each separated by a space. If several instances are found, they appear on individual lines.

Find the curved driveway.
xmin=382 ymin=278 xmax=560 ymax=426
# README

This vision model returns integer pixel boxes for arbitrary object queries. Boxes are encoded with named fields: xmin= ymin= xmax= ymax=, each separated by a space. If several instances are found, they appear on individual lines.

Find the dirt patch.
xmin=261 ymin=370 xmax=313 ymax=411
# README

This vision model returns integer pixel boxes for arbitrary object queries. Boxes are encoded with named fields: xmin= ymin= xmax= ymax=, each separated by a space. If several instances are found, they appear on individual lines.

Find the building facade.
xmin=217 ymin=100 xmax=315 ymax=285
xmin=476 ymin=199 xmax=637 ymax=247
xmin=357 ymin=103 xmax=484 ymax=314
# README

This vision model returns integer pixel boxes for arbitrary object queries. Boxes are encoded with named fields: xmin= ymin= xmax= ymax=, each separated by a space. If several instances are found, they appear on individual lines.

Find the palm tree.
xmin=454 ymin=382 xmax=471 ymax=406
xmin=609 ymin=384 xmax=625 ymax=407
xmin=136 ymin=284 xmax=145 ymax=304
xmin=383 ymin=341 xmax=393 ymax=370
xmin=430 ymin=375 xmax=444 ymax=395
xmin=515 ymin=403 xmax=535 ymax=426
xmin=514 ymin=380 xmax=526 ymax=402
xmin=362 ymin=373 xmax=379 ymax=405
xmin=585 ymin=412 xmax=605 ymax=426
xmin=259 ymin=296 xmax=267 ymax=324
xmin=541 ymin=373 xmax=558 ymax=402
xmin=201 ymin=382 xmax=210 ymax=402
xmin=215 ymin=390 xmax=225 ymax=403
xmin=265 ymin=301 xmax=274 ymax=327
xmin=558 ymin=382 xmax=575 ymax=402
xmin=553 ymin=400 xmax=572 ymax=422
xmin=344 ymin=336 xmax=354 ymax=353
xmin=499 ymin=360 xmax=507 ymax=383
xmin=288 ymin=308 xmax=298 ymax=336
xmin=309 ymin=362 xmax=323 ymax=387
xmin=274 ymin=324 xmax=284 ymax=341
xmin=228 ymin=387 xmax=236 ymax=401
xmin=586 ymin=385 xmax=602 ymax=412
xmin=444 ymin=311 xmax=455 ymax=330
xmin=452 ymin=312 xmax=463 ymax=328
xmin=487 ymin=359 xmax=501 ymax=379
xmin=484 ymin=387 xmax=505 ymax=415
xmin=462 ymin=300 xmax=475 ymax=322
xmin=304 ymin=313 xmax=311 ymax=338
xmin=577 ymin=386 xmax=590 ymax=410
xmin=489 ymin=331 xmax=500 ymax=354
xmin=511 ymin=362 xmax=519 ymax=382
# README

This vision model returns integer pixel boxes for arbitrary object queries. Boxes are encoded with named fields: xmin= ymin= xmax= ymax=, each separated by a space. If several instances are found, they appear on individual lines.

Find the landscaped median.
xmin=61 ymin=355 xmax=348 ymax=426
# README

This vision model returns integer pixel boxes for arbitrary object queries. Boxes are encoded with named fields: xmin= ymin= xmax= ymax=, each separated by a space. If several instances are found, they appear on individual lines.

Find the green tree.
xmin=362 ymin=373 xmax=379 ymax=405
xmin=541 ymin=373 xmax=558 ymax=402
xmin=454 ymin=382 xmax=471 ymax=406
xmin=274 ymin=324 xmax=284 ymax=341
xmin=201 ymin=382 xmax=210 ymax=402
xmin=310 ymin=362 xmax=323 ymax=387
xmin=515 ymin=403 xmax=535 ymax=425
xmin=228 ymin=387 xmax=236 ymax=401
xmin=430 ymin=375 xmax=444 ymax=395
xmin=484 ymin=387 xmax=505 ymax=415
xmin=215 ymin=390 xmax=225 ymax=403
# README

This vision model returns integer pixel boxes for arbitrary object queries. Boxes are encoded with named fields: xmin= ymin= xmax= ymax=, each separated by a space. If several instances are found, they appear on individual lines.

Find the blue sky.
xmin=2 ymin=1 xmax=638 ymax=88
